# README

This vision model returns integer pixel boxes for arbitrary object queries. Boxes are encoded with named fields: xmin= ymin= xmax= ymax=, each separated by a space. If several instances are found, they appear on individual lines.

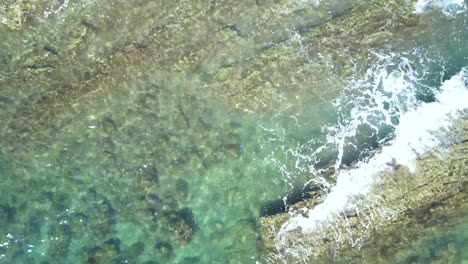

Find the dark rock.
xmin=87 ymin=188 xmax=115 ymax=216
xmin=260 ymin=184 xmax=324 ymax=217
xmin=161 ymin=208 xmax=197 ymax=245
xmin=84 ymin=189 xmax=116 ymax=239
xmin=146 ymin=194 xmax=164 ymax=209
xmin=87 ymin=239 xmax=120 ymax=263
xmin=101 ymin=116 xmax=118 ymax=133
xmin=43 ymin=45 xmax=61 ymax=57
xmin=104 ymin=238 xmax=121 ymax=251
xmin=80 ymin=19 xmax=99 ymax=31
xmin=175 ymin=179 xmax=189 ymax=200
xmin=139 ymin=165 xmax=159 ymax=184
xmin=154 ymin=241 xmax=173 ymax=258
xmin=69 ymin=212 xmax=89 ymax=235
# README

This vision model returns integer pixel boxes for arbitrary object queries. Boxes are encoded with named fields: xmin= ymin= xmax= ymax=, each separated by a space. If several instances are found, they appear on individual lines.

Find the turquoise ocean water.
xmin=0 ymin=0 xmax=467 ymax=263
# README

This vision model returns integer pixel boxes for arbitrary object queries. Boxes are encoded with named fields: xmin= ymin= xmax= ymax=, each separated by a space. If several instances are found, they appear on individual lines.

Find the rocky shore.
xmin=259 ymin=118 xmax=468 ymax=263
xmin=1 ymin=0 xmax=467 ymax=263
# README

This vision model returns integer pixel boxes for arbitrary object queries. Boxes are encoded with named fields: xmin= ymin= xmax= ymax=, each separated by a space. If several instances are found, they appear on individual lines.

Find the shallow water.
xmin=0 ymin=0 xmax=467 ymax=263
xmin=397 ymin=220 xmax=468 ymax=264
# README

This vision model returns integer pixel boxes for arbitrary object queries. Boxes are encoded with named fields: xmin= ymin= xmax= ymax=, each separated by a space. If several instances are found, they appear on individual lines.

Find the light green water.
xmin=0 ymin=0 xmax=467 ymax=263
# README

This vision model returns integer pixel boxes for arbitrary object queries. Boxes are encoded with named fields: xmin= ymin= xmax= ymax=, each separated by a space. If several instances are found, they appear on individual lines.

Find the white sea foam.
xmin=414 ymin=0 xmax=466 ymax=15
xmin=278 ymin=66 xmax=468 ymax=241
xmin=261 ymin=52 xmax=426 ymax=190
xmin=43 ymin=0 xmax=70 ymax=18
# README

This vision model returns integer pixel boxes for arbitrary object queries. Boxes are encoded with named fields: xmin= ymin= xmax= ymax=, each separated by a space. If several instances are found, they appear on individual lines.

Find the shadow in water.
xmin=259 ymin=184 xmax=324 ymax=217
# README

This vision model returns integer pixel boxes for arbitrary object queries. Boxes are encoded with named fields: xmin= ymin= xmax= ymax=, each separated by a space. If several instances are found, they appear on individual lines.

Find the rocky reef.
xmin=0 ymin=0 xmax=467 ymax=263
xmin=259 ymin=118 xmax=468 ymax=263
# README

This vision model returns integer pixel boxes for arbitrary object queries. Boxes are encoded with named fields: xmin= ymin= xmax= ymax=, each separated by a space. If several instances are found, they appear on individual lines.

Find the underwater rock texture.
xmin=1 ymin=0 xmax=466 ymax=263
xmin=0 ymin=0 xmax=420 ymax=118
xmin=259 ymin=117 xmax=468 ymax=263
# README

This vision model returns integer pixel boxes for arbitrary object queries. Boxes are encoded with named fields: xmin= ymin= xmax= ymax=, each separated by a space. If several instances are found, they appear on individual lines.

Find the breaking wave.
xmin=276 ymin=54 xmax=468 ymax=250
xmin=414 ymin=0 xmax=466 ymax=15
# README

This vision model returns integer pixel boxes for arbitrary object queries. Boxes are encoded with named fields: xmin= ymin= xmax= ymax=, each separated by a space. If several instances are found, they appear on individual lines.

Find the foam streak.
xmin=279 ymin=68 xmax=468 ymax=235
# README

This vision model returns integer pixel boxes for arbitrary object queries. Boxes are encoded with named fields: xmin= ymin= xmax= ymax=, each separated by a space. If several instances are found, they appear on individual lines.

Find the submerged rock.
xmin=154 ymin=241 xmax=173 ymax=258
xmin=0 ymin=0 xmax=464 ymax=263
xmin=175 ymin=178 xmax=189 ymax=200
xmin=123 ymin=241 xmax=145 ymax=260
xmin=160 ymin=208 xmax=197 ymax=246
xmin=87 ymin=239 xmax=120 ymax=264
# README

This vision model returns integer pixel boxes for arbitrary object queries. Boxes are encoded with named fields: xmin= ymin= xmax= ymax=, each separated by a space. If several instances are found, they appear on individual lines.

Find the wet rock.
xmin=87 ymin=245 xmax=118 ymax=264
xmin=258 ymin=127 xmax=468 ymax=263
xmin=139 ymin=165 xmax=159 ymax=183
xmin=43 ymin=44 xmax=61 ymax=57
xmin=138 ymin=207 xmax=159 ymax=224
xmin=69 ymin=212 xmax=89 ymax=235
xmin=134 ymin=165 xmax=159 ymax=193
xmin=161 ymin=208 xmax=197 ymax=245
xmin=260 ymin=184 xmax=326 ymax=217
xmin=154 ymin=241 xmax=173 ymax=258
xmin=202 ymin=152 xmax=224 ymax=169
xmin=0 ymin=0 xmax=458 ymax=263
xmin=81 ymin=189 xmax=116 ymax=240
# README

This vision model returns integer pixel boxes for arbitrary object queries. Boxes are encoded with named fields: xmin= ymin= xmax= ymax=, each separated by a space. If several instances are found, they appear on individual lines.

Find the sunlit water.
xmin=0 ymin=0 xmax=467 ymax=263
